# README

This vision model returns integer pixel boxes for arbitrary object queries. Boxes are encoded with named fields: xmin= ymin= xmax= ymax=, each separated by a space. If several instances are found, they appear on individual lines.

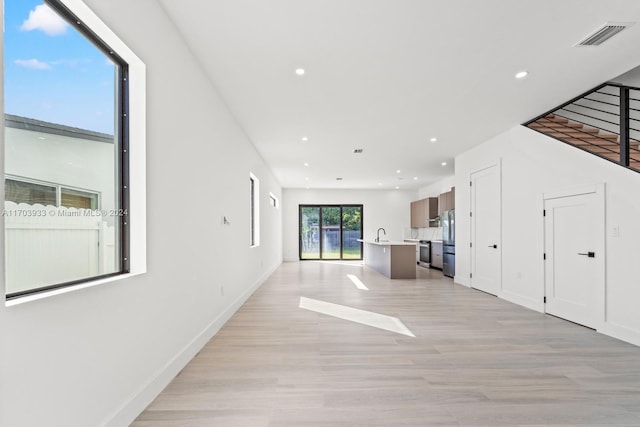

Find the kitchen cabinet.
xmin=410 ymin=200 xmax=423 ymax=228
xmin=431 ymin=241 xmax=443 ymax=269
xmin=410 ymin=197 xmax=438 ymax=228
xmin=361 ymin=240 xmax=417 ymax=279
xmin=405 ymin=240 xmax=420 ymax=264
xmin=438 ymin=187 xmax=456 ymax=216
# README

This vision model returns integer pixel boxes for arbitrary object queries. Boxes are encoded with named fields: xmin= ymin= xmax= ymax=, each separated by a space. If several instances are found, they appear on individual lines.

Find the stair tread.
xmin=540 ymin=126 xmax=602 ymax=134
xmin=533 ymin=120 xmax=583 ymax=129
xmin=553 ymin=136 xmax=618 ymax=145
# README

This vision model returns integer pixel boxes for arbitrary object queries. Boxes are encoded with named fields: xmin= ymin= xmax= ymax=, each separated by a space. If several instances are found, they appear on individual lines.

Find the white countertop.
xmin=358 ymin=239 xmax=417 ymax=246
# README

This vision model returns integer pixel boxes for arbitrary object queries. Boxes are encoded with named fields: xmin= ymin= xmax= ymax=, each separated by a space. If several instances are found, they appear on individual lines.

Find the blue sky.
xmin=4 ymin=0 xmax=116 ymax=134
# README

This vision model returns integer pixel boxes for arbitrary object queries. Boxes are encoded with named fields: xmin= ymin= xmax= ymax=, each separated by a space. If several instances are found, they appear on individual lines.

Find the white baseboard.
xmin=453 ymin=275 xmax=470 ymax=287
xmin=101 ymin=261 xmax=282 ymax=427
xmin=599 ymin=322 xmax=640 ymax=347
xmin=500 ymin=290 xmax=544 ymax=313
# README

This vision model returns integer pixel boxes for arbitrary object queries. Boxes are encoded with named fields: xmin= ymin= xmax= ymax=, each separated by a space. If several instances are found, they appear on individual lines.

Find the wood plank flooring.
xmin=131 ymin=261 xmax=640 ymax=426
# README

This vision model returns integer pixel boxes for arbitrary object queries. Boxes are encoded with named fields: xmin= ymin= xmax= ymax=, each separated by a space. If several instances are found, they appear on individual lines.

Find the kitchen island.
xmin=358 ymin=240 xmax=417 ymax=279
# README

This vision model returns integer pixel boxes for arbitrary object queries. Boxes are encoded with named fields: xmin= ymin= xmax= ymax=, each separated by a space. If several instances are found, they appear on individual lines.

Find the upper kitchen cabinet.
xmin=438 ymin=187 xmax=456 ymax=216
xmin=410 ymin=200 xmax=423 ymax=228
xmin=451 ymin=186 xmax=455 ymax=209
xmin=410 ymin=197 xmax=438 ymax=228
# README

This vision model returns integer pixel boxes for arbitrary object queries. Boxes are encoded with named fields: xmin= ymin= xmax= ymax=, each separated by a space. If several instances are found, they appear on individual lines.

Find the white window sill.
xmin=5 ymin=270 xmax=146 ymax=307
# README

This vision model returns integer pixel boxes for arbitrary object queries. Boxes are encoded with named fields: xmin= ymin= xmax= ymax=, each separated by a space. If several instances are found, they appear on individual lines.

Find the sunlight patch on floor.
xmin=299 ymin=296 xmax=415 ymax=337
xmin=347 ymin=274 xmax=368 ymax=290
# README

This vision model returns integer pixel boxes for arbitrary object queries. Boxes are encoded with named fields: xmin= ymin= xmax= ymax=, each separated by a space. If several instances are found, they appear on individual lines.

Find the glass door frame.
xmin=298 ymin=204 xmax=363 ymax=261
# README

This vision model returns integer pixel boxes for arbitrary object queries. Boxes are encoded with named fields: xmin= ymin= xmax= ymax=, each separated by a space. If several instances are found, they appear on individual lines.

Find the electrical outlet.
xmin=612 ymin=225 xmax=620 ymax=237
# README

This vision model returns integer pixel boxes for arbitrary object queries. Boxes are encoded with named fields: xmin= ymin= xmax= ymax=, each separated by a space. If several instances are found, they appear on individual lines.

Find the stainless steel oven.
xmin=418 ymin=240 xmax=430 ymax=267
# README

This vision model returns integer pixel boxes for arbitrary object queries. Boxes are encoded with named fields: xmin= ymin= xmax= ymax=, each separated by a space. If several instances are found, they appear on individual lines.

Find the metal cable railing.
xmin=525 ymin=83 xmax=640 ymax=172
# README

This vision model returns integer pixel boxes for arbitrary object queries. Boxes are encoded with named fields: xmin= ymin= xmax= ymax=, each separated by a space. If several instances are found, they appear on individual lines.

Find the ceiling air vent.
xmin=576 ymin=22 xmax=632 ymax=46
xmin=353 ymin=148 xmax=364 ymax=154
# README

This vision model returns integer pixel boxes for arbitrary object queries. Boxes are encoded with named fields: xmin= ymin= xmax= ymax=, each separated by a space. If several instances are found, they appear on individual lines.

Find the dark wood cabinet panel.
xmin=410 ymin=197 xmax=438 ymax=228
xmin=410 ymin=200 xmax=423 ymax=228
xmin=438 ymin=187 xmax=456 ymax=215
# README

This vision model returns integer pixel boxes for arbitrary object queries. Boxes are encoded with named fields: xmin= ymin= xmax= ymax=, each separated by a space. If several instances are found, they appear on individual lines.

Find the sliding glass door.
xmin=299 ymin=205 xmax=363 ymax=260
xmin=342 ymin=206 xmax=362 ymax=259
xmin=321 ymin=206 xmax=341 ymax=259
xmin=300 ymin=207 xmax=320 ymax=259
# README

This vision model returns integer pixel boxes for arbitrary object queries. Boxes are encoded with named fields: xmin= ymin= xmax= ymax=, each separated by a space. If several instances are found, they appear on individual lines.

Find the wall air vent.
xmin=576 ymin=22 xmax=633 ymax=46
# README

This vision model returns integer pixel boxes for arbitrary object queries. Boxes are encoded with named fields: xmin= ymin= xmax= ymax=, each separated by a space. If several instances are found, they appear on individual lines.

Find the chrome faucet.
xmin=375 ymin=227 xmax=386 ymax=242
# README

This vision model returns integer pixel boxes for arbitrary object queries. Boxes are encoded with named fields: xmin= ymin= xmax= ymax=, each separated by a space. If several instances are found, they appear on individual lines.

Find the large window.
xmin=4 ymin=0 xmax=129 ymax=299
xmin=299 ymin=205 xmax=363 ymax=260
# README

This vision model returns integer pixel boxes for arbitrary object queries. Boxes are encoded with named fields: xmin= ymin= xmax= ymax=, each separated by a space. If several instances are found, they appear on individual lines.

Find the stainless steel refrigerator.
xmin=442 ymin=210 xmax=455 ymax=277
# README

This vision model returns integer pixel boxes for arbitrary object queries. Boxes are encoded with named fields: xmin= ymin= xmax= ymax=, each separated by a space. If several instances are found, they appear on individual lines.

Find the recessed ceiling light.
xmin=413 ymin=176 xmax=418 ymax=180
xmin=396 ymin=169 xmax=401 ymax=174
xmin=304 ymin=162 xmax=309 ymax=167
xmin=515 ymin=70 xmax=529 ymax=79
xmin=305 ymin=177 xmax=309 ymax=181
xmin=395 ymin=186 xmax=400 ymax=190
xmin=301 ymin=136 xmax=308 ymax=142
xmin=441 ymin=162 xmax=447 ymax=166
xmin=430 ymin=137 xmax=437 ymax=143
xmin=378 ymin=182 xmax=383 ymax=186
xmin=295 ymin=68 xmax=305 ymax=76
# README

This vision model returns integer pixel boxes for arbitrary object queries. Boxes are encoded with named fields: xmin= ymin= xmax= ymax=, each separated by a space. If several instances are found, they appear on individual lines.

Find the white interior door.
xmin=470 ymin=163 xmax=501 ymax=295
xmin=544 ymin=187 xmax=604 ymax=329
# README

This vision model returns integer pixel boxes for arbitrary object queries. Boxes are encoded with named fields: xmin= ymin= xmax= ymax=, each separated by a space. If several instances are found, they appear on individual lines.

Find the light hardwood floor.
xmin=132 ymin=261 xmax=640 ymax=426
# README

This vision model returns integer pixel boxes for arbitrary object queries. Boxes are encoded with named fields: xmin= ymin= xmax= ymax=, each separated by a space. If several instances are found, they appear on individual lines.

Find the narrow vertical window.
xmin=269 ymin=192 xmax=279 ymax=208
xmin=4 ymin=0 xmax=129 ymax=298
xmin=249 ymin=173 xmax=260 ymax=246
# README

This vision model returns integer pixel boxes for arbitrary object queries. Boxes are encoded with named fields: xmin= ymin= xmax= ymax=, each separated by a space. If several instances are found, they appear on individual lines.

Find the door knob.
xmin=577 ymin=251 xmax=595 ymax=258
xmin=488 ymin=244 xmax=497 ymax=249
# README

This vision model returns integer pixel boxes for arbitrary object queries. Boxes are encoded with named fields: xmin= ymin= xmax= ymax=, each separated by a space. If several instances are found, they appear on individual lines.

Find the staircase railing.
xmin=524 ymin=82 xmax=640 ymax=172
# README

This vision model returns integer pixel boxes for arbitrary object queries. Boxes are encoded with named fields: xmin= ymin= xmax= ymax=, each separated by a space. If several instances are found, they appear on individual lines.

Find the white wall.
xmin=418 ymin=175 xmax=455 ymax=199
xmin=0 ymin=1 xmax=282 ymax=426
xmin=283 ymin=189 xmax=417 ymax=261
xmin=611 ymin=64 xmax=640 ymax=87
xmin=455 ymin=124 xmax=640 ymax=346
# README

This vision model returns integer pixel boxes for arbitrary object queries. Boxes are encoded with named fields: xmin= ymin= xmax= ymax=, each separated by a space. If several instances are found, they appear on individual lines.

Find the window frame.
xmin=269 ymin=192 xmax=279 ymax=209
xmin=3 ymin=0 xmax=147 ymax=305
xmin=249 ymin=172 xmax=260 ymax=247
xmin=298 ymin=204 xmax=363 ymax=260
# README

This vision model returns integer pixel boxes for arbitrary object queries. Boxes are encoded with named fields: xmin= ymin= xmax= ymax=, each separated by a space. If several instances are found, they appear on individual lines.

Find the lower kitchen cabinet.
xmin=431 ymin=241 xmax=443 ymax=269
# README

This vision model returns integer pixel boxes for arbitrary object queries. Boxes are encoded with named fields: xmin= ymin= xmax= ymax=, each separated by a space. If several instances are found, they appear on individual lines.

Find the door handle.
xmin=577 ymin=251 xmax=595 ymax=258
xmin=488 ymin=244 xmax=497 ymax=249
